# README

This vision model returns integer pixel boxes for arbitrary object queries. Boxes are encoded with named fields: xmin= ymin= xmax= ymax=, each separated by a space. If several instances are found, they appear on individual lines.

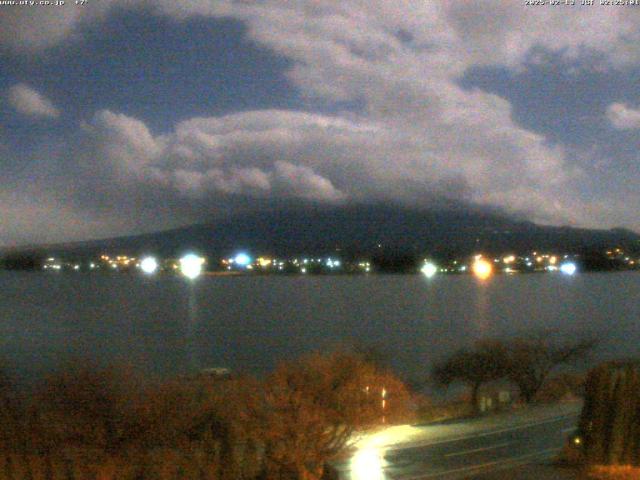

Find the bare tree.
xmin=432 ymin=340 xmax=508 ymax=413
xmin=503 ymin=333 xmax=598 ymax=403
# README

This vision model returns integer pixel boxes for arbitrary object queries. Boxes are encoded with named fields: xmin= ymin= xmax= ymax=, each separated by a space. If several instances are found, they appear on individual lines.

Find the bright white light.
xmin=180 ymin=254 xmax=204 ymax=279
xmin=421 ymin=262 xmax=438 ymax=278
xmin=234 ymin=253 xmax=251 ymax=267
xmin=350 ymin=448 xmax=384 ymax=480
xmin=560 ymin=262 xmax=577 ymax=275
xmin=140 ymin=256 xmax=158 ymax=274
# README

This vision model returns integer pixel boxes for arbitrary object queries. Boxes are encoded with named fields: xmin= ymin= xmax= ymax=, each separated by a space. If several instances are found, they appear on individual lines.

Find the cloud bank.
xmin=3 ymin=1 xmax=640 ymax=244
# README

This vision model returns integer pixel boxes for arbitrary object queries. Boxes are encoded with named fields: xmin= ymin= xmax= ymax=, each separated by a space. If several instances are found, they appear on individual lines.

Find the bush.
xmin=0 ymin=352 xmax=412 ymax=480
xmin=589 ymin=465 xmax=640 ymax=479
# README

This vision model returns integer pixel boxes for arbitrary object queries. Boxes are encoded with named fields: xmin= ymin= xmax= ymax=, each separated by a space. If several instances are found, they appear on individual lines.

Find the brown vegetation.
xmin=0 ymin=351 xmax=412 ymax=480
xmin=588 ymin=465 xmax=640 ymax=479
xmin=259 ymin=351 xmax=412 ymax=479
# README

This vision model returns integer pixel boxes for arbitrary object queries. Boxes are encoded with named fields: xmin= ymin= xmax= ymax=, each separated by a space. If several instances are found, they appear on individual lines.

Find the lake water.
xmin=1 ymin=271 xmax=639 ymax=383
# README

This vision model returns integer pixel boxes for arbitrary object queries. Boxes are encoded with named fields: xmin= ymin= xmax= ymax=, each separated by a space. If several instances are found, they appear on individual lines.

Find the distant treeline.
xmin=370 ymin=250 xmax=638 ymax=273
xmin=0 ymin=253 xmax=44 ymax=271
xmin=0 ymin=249 xmax=637 ymax=273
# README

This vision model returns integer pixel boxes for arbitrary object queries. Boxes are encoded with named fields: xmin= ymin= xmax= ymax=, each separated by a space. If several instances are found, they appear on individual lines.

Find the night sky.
xmin=2 ymin=1 xmax=640 ymax=246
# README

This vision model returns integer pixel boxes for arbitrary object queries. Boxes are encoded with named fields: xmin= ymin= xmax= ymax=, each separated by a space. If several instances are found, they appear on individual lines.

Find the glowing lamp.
xmin=234 ymin=253 xmax=251 ymax=267
xmin=140 ymin=256 xmax=158 ymax=274
xmin=421 ymin=262 xmax=438 ymax=278
xmin=560 ymin=262 xmax=577 ymax=275
xmin=258 ymin=257 xmax=272 ymax=267
xmin=180 ymin=254 xmax=204 ymax=279
xmin=472 ymin=258 xmax=493 ymax=280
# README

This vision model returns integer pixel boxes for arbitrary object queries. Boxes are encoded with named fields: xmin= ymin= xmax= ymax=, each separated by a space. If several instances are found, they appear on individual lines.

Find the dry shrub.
xmin=589 ymin=465 xmax=640 ymax=479
xmin=0 ymin=352 xmax=412 ymax=480
xmin=259 ymin=351 xmax=413 ymax=480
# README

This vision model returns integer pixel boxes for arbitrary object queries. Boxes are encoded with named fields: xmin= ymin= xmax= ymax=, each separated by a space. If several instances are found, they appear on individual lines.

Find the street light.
xmin=560 ymin=262 xmax=577 ymax=275
xmin=472 ymin=258 xmax=493 ymax=280
xmin=234 ymin=253 xmax=252 ymax=267
xmin=140 ymin=256 xmax=158 ymax=274
xmin=421 ymin=262 xmax=438 ymax=278
xmin=180 ymin=254 xmax=204 ymax=280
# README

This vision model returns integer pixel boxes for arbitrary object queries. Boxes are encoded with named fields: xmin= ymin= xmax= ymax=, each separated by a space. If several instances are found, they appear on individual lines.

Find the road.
xmin=335 ymin=403 xmax=581 ymax=480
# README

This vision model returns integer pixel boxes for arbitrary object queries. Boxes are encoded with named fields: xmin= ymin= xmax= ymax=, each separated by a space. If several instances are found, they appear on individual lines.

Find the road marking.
xmin=384 ymin=412 xmax=578 ymax=453
xmin=443 ymin=442 xmax=511 ymax=458
xmin=401 ymin=447 xmax=560 ymax=479
xmin=562 ymin=426 xmax=576 ymax=434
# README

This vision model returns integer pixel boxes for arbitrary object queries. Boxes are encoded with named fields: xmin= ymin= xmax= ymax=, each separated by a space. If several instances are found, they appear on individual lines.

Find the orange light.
xmin=473 ymin=258 xmax=493 ymax=280
xmin=258 ymin=257 xmax=272 ymax=267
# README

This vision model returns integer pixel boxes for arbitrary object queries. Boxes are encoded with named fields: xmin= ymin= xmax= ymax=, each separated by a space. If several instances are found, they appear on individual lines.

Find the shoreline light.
xmin=140 ymin=256 xmax=158 ymax=275
xmin=180 ymin=254 xmax=205 ymax=279
xmin=560 ymin=262 xmax=577 ymax=275
xmin=421 ymin=262 xmax=438 ymax=278
xmin=234 ymin=253 xmax=252 ymax=267
xmin=472 ymin=258 xmax=493 ymax=280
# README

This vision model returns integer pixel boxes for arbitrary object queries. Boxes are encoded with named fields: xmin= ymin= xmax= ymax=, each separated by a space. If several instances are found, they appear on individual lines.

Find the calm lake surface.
xmin=1 ymin=271 xmax=639 ymax=382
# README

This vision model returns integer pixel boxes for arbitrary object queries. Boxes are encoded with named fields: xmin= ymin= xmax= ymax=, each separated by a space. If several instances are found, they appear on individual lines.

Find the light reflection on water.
xmin=475 ymin=284 xmax=489 ymax=336
xmin=0 ymin=272 xmax=639 ymax=381
xmin=185 ymin=282 xmax=200 ymax=370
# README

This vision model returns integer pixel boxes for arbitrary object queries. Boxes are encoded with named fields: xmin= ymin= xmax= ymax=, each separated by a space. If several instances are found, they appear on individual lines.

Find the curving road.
xmin=335 ymin=403 xmax=581 ymax=480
